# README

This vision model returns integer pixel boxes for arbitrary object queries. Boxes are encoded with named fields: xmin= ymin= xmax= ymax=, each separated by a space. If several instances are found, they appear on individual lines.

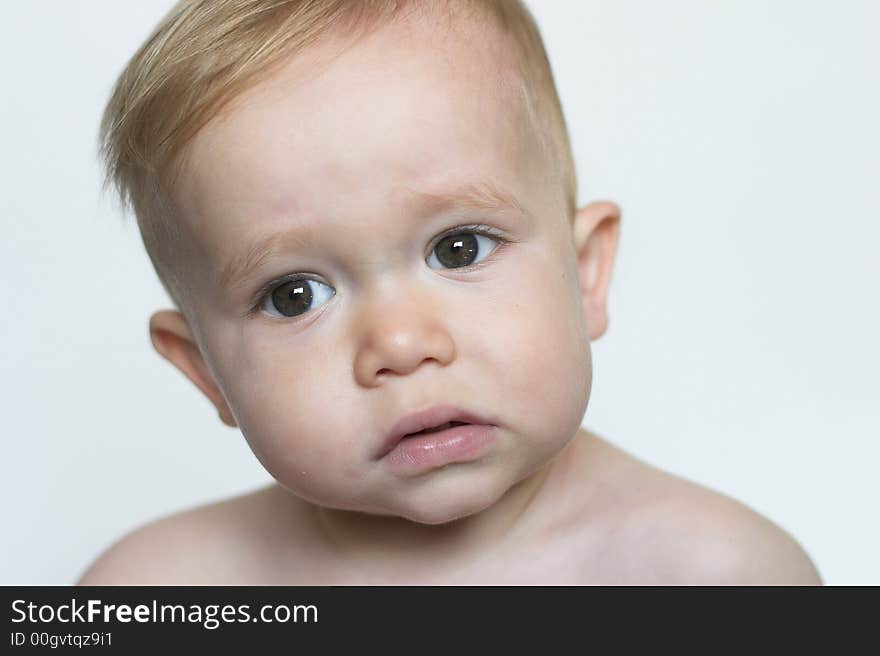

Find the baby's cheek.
xmin=486 ymin=260 xmax=591 ymax=438
xmin=220 ymin=351 xmax=348 ymax=485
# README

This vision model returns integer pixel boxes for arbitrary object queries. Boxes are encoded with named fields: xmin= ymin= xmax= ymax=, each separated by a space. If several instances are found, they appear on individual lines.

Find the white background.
xmin=2 ymin=1 xmax=877 ymax=584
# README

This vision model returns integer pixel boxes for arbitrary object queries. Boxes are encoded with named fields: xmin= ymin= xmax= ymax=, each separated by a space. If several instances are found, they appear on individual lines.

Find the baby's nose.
xmin=352 ymin=301 xmax=456 ymax=387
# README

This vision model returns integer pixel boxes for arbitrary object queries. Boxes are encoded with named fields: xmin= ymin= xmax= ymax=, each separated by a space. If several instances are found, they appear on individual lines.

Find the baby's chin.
xmin=294 ymin=464 xmax=521 ymax=526
xmin=383 ymin=483 xmax=505 ymax=526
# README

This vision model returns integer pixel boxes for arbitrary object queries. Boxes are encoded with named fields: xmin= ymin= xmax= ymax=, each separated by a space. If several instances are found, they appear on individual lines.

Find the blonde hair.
xmin=99 ymin=0 xmax=577 ymax=311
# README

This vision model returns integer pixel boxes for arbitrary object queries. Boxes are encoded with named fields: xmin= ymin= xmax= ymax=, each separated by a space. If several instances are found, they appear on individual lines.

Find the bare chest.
xmin=273 ymin=532 xmax=606 ymax=585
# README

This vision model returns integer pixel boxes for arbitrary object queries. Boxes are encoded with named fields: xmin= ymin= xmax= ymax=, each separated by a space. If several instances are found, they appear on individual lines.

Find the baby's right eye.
xmin=260 ymin=277 xmax=335 ymax=319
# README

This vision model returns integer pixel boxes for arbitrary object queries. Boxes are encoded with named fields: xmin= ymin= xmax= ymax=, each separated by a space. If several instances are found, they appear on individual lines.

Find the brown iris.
xmin=270 ymin=279 xmax=313 ymax=317
xmin=434 ymin=233 xmax=478 ymax=269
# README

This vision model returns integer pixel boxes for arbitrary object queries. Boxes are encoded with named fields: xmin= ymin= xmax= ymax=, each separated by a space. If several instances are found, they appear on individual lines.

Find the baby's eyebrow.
xmin=219 ymin=179 xmax=528 ymax=290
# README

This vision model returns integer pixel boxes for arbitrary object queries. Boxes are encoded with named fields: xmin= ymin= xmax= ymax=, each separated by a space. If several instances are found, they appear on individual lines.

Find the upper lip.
xmin=375 ymin=404 xmax=495 ymax=459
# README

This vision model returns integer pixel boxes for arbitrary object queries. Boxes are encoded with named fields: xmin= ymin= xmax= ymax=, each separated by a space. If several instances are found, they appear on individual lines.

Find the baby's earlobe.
xmin=148 ymin=309 xmax=237 ymax=427
xmin=571 ymin=201 xmax=621 ymax=342
xmin=218 ymin=406 xmax=238 ymax=428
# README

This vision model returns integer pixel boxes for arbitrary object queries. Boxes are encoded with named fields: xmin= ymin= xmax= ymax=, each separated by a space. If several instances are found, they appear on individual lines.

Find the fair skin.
xmin=78 ymin=10 xmax=820 ymax=584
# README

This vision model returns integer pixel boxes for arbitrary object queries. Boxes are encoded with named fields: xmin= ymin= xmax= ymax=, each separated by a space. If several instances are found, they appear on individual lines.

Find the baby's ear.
xmin=148 ymin=310 xmax=238 ymax=427
xmin=572 ymin=201 xmax=621 ymax=341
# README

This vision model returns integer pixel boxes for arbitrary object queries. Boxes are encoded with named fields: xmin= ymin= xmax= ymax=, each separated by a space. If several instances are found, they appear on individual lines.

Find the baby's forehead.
xmin=187 ymin=9 xmax=534 ymax=160
xmin=172 ymin=15 xmax=547 ymax=254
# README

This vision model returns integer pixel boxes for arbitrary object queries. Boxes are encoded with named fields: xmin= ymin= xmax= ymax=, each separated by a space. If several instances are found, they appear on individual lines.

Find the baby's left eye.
xmin=426 ymin=231 xmax=501 ymax=270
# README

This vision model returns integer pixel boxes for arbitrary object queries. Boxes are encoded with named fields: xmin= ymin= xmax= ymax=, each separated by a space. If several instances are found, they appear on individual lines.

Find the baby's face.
xmin=167 ymin=14 xmax=594 ymax=523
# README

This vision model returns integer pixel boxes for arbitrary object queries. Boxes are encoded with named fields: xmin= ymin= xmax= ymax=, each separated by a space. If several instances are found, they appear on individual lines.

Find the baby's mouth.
xmin=376 ymin=405 xmax=495 ymax=460
xmin=403 ymin=421 xmax=469 ymax=437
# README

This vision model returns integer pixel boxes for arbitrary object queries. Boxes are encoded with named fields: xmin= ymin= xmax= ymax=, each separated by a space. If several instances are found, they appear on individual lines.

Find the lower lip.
xmin=383 ymin=424 xmax=498 ymax=475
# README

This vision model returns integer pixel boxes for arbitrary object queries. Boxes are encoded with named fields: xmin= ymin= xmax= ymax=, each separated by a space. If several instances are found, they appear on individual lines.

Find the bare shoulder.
xmin=567 ymin=432 xmax=822 ymax=585
xmin=75 ymin=484 xmax=299 ymax=585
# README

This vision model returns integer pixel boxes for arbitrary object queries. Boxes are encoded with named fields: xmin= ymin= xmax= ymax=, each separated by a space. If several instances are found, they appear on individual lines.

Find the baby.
xmin=78 ymin=0 xmax=821 ymax=584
